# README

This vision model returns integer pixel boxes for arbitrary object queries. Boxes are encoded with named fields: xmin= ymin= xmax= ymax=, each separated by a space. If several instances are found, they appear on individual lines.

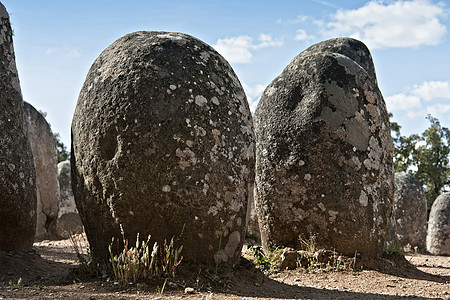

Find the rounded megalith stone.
xmin=426 ymin=192 xmax=450 ymax=255
xmin=388 ymin=172 xmax=427 ymax=250
xmin=56 ymin=161 xmax=83 ymax=238
xmin=0 ymin=3 xmax=37 ymax=251
xmin=254 ymin=37 xmax=393 ymax=257
xmin=71 ymin=31 xmax=255 ymax=266
xmin=24 ymin=102 xmax=60 ymax=240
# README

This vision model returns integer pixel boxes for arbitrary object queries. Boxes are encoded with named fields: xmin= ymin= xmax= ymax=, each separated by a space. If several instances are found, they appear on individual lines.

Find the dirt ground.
xmin=0 ymin=237 xmax=449 ymax=300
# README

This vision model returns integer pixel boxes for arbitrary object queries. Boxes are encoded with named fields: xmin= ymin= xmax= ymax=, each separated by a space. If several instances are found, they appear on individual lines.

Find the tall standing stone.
xmin=56 ymin=161 xmax=83 ymax=238
xmin=426 ymin=192 xmax=450 ymax=255
xmin=0 ymin=2 xmax=37 ymax=251
xmin=24 ymin=102 xmax=60 ymax=240
xmin=388 ymin=172 xmax=427 ymax=249
xmin=254 ymin=38 xmax=394 ymax=257
xmin=71 ymin=31 xmax=255 ymax=266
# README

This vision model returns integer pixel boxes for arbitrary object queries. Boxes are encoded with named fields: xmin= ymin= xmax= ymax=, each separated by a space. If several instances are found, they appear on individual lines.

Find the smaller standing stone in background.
xmin=56 ymin=161 xmax=83 ymax=238
xmin=24 ymin=102 xmax=60 ymax=240
xmin=388 ymin=172 xmax=427 ymax=250
xmin=426 ymin=192 xmax=450 ymax=255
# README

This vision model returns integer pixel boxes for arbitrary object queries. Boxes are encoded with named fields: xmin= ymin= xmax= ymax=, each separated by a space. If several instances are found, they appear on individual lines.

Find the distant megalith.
xmin=254 ymin=38 xmax=393 ymax=257
xmin=426 ymin=192 xmax=450 ymax=255
xmin=24 ymin=102 xmax=60 ymax=240
xmin=388 ymin=172 xmax=427 ymax=250
xmin=71 ymin=31 xmax=255 ymax=266
xmin=56 ymin=161 xmax=83 ymax=238
xmin=0 ymin=3 xmax=37 ymax=251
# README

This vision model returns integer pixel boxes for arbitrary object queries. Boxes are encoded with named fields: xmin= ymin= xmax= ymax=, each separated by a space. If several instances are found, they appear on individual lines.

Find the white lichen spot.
xmin=195 ymin=216 xmax=199 ymax=221
xmin=19 ymin=172 xmax=24 ymax=179
xmin=328 ymin=210 xmax=338 ymax=222
xmin=318 ymin=203 xmax=326 ymax=212
xmin=194 ymin=125 xmax=207 ymax=136
xmin=169 ymin=84 xmax=177 ymax=90
xmin=353 ymin=147 xmax=357 ymax=152
xmin=215 ymin=231 xmax=241 ymax=263
xmin=200 ymin=51 xmax=210 ymax=62
xmin=208 ymin=206 xmax=219 ymax=216
xmin=304 ymin=174 xmax=312 ymax=181
xmin=211 ymin=96 xmax=219 ymax=105
xmin=212 ymin=129 xmax=224 ymax=146
xmin=186 ymin=118 xmax=191 ymax=127
xmin=195 ymin=95 xmax=208 ymax=107
xmin=359 ymin=190 xmax=368 ymax=207
xmin=202 ymin=183 xmax=209 ymax=195
xmin=129 ymin=211 xmax=134 ymax=216
xmin=186 ymin=140 xmax=194 ymax=147
xmin=7 ymin=163 xmax=15 ymax=172
xmin=299 ymin=160 xmax=305 ymax=166
xmin=355 ymin=111 xmax=364 ymax=123
xmin=162 ymin=185 xmax=171 ymax=192
xmin=265 ymin=86 xmax=276 ymax=97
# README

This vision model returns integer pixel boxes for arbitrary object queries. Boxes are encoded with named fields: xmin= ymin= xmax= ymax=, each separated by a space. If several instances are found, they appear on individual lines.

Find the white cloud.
xmin=288 ymin=15 xmax=309 ymax=24
xmin=45 ymin=48 xmax=57 ymax=55
xmin=44 ymin=47 xmax=81 ymax=58
xmin=385 ymin=94 xmax=422 ymax=110
xmin=324 ymin=0 xmax=447 ymax=49
xmin=213 ymin=34 xmax=282 ymax=64
xmin=313 ymin=0 xmax=339 ymax=9
xmin=295 ymin=29 xmax=315 ymax=41
xmin=411 ymin=81 xmax=450 ymax=101
xmin=66 ymin=48 xmax=81 ymax=58
xmin=242 ymin=82 xmax=266 ymax=112
xmin=387 ymin=80 xmax=450 ymax=111
xmin=427 ymin=104 xmax=450 ymax=116
xmin=387 ymin=80 xmax=450 ymax=126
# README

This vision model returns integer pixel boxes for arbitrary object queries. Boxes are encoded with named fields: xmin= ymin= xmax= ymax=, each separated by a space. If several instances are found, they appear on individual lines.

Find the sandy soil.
xmin=0 ymin=237 xmax=449 ymax=300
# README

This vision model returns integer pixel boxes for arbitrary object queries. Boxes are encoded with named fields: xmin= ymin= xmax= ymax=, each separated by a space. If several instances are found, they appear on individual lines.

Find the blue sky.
xmin=3 ymin=0 xmax=450 ymax=146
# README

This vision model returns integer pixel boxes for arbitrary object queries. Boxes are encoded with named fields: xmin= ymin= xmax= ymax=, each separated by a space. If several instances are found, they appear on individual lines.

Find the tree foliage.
xmin=54 ymin=133 xmax=70 ymax=163
xmin=390 ymin=114 xmax=450 ymax=211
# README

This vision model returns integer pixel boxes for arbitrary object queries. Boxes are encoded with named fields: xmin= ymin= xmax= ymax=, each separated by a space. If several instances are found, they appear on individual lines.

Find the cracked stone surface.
xmin=254 ymin=38 xmax=394 ymax=257
xmin=71 ymin=31 xmax=255 ymax=266
xmin=0 ymin=2 xmax=37 ymax=251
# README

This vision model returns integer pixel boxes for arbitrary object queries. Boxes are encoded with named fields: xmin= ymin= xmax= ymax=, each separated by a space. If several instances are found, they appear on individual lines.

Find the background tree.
xmin=390 ymin=114 xmax=450 ymax=212
xmin=53 ymin=133 xmax=69 ymax=163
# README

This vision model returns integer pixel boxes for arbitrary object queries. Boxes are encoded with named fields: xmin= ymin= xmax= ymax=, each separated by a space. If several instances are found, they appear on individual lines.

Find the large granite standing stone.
xmin=24 ymin=102 xmax=60 ymax=240
xmin=56 ymin=161 xmax=83 ymax=238
xmin=388 ymin=172 xmax=427 ymax=249
xmin=254 ymin=38 xmax=394 ymax=257
xmin=426 ymin=193 xmax=450 ymax=255
xmin=71 ymin=31 xmax=255 ymax=266
xmin=0 ymin=2 xmax=37 ymax=251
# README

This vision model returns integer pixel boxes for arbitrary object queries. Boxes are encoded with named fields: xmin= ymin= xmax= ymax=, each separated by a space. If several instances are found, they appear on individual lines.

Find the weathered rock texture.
xmin=426 ymin=192 xmax=450 ymax=255
xmin=24 ymin=102 xmax=60 ymax=240
xmin=388 ymin=172 xmax=427 ymax=249
xmin=71 ymin=31 xmax=255 ymax=266
xmin=0 ymin=2 xmax=37 ymax=251
xmin=254 ymin=38 xmax=394 ymax=257
xmin=56 ymin=161 xmax=83 ymax=238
